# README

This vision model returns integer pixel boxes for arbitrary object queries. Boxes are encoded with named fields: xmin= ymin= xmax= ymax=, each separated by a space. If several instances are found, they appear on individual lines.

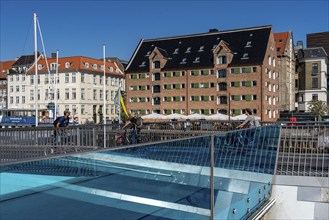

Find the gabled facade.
xmin=7 ymin=56 xmax=125 ymax=123
xmin=274 ymin=31 xmax=297 ymax=111
xmin=0 ymin=60 xmax=16 ymax=109
xmin=126 ymin=25 xmax=279 ymax=121
xmin=296 ymin=47 xmax=328 ymax=112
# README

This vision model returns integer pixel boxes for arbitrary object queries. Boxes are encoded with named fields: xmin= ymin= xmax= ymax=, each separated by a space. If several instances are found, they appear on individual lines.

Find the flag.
xmin=114 ymin=87 xmax=120 ymax=106
xmin=120 ymin=95 xmax=129 ymax=117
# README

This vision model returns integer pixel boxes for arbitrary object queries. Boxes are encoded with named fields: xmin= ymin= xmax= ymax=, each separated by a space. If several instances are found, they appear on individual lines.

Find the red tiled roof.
xmin=0 ymin=60 xmax=15 ymax=79
xmin=27 ymin=56 xmax=124 ymax=77
xmin=274 ymin=32 xmax=289 ymax=55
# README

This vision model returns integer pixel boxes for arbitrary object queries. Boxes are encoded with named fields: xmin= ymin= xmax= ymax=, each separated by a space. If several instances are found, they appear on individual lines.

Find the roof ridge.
xmin=143 ymin=25 xmax=272 ymax=42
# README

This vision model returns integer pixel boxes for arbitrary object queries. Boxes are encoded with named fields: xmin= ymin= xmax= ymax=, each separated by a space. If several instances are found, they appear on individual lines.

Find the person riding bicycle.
xmin=122 ymin=114 xmax=143 ymax=144
xmin=236 ymin=108 xmax=260 ymax=146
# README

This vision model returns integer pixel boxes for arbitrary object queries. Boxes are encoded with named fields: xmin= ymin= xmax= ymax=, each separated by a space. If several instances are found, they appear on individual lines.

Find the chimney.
xmin=296 ymin=41 xmax=303 ymax=50
xmin=209 ymin=28 xmax=219 ymax=33
xmin=51 ymin=53 xmax=56 ymax=58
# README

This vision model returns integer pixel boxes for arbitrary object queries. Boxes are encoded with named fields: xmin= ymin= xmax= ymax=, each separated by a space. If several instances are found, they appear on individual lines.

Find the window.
xmin=94 ymin=76 xmax=97 ymax=85
xmin=139 ymin=61 xmax=146 ymax=67
xmin=173 ymin=48 xmax=179 ymax=54
xmin=16 ymin=86 xmax=19 ymax=92
xmin=312 ymin=78 xmax=318 ymax=88
xmin=273 ymin=58 xmax=276 ymax=67
xmin=100 ymin=90 xmax=103 ymax=100
xmin=245 ymin=41 xmax=252 ymax=47
xmin=16 ymin=96 xmax=19 ymax=104
xmin=81 ymin=73 xmax=85 ymax=83
xmin=65 ymin=62 xmax=71 ymax=68
xmin=312 ymin=94 xmax=318 ymax=101
xmin=193 ymin=57 xmax=200 ymax=63
xmin=22 ymin=85 xmax=25 ymax=92
xmin=241 ymin=53 xmax=249 ymax=59
xmin=93 ymin=89 xmax=97 ymax=100
xmin=65 ymin=73 xmax=69 ymax=83
xmin=218 ymin=82 xmax=227 ymax=91
xmin=65 ymin=88 xmax=69 ymax=100
xmin=180 ymin=58 xmax=187 ymax=64
xmin=218 ymin=56 xmax=227 ymax=64
xmin=153 ymin=61 xmax=160 ymax=69
xmin=218 ymin=69 xmax=226 ymax=78
xmin=72 ymin=72 xmax=76 ymax=83
xmin=312 ymin=63 xmax=318 ymax=75
xmin=198 ymin=46 xmax=204 ymax=52
xmin=81 ymin=88 xmax=85 ymax=100
xmin=185 ymin=47 xmax=191 ymax=53
xmin=268 ymin=56 xmax=271 ymax=65
xmin=22 ymin=96 xmax=25 ymax=104
xmin=72 ymin=88 xmax=76 ymax=100
xmin=153 ymin=85 xmax=160 ymax=93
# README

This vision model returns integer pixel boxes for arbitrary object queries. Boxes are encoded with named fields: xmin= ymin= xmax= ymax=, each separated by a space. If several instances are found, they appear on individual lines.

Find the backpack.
xmin=53 ymin=116 xmax=63 ymax=127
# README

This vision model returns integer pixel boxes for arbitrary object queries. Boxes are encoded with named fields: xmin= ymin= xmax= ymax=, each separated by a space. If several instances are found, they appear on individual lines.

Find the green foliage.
xmin=309 ymin=100 xmax=329 ymax=120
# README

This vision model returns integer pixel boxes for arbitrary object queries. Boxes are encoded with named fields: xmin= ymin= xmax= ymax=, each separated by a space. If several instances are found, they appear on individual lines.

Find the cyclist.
xmin=236 ymin=108 xmax=260 ymax=146
xmin=122 ymin=114 xmax=143 ymax=144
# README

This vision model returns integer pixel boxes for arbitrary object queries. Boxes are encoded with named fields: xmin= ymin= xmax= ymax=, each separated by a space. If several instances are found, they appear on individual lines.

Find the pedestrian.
xmin=53 ymin=110 xmax=71 ymax=145
xmin=122 ymin=114 xmax=143 ymax=144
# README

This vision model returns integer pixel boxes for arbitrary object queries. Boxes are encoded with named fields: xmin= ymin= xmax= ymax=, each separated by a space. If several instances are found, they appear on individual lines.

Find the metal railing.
xmin=0 ymin=121 xmax=328 ymax=177
xmin=276 ymin=122 xmax=329 ymax=177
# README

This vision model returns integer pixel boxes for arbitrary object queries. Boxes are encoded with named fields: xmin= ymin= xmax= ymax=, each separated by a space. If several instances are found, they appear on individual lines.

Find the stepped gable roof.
xmin=12 ymin=53 xmax=41 ymax=67
xmin=27 ymin=56 xmax=124 ymax=77
xmin=126 ymin=25 xmax=272 ymax=73
xmin=302 ymin=47 xmax=328 ymax=59
xmin=274 ymin=32 xmax=289 ymax=55
xmin=0 ymin=60 xmax=16 ymax=77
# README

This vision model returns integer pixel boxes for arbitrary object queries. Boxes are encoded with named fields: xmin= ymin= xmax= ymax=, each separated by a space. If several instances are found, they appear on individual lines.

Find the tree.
xmin=308 ymin=100 xmax=329 ymax=121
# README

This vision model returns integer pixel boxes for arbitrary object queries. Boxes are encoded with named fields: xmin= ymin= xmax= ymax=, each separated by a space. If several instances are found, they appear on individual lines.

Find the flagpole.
xmin=54 ymin=50 xmax=58 ymax=119
xmin=34 ymin=13 xmax=38 ymax=127
xmin=103 ymin=44 xmax=106 ymax=148
xmin=119 ymin=84 xmax=122 ymax=125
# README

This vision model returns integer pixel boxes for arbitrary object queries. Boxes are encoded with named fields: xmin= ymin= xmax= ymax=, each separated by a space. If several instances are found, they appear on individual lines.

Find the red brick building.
xmin=126 ymin=25 xmax=279 ymax=121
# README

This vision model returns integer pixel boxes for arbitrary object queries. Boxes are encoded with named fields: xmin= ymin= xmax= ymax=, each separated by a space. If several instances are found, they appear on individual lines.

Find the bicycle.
xmin=115 ymin=130 xmax=131 ymax=146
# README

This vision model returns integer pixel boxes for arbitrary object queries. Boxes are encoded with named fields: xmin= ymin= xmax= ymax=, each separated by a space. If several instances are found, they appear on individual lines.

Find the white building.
xmin=7 ymin=56 xmax=125 ymax=123
xmin=297 ymin=47 xmax=328 ymax=111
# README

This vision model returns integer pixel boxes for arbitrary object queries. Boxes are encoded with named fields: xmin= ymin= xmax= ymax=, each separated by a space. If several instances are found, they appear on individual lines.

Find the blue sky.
xmin=1 ymin=0 xmax=328 ymax=62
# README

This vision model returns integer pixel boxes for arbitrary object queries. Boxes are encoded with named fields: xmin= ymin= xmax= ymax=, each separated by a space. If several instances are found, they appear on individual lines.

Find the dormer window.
xmin=180 ymin=58 xmax=187 ymax=64
xmin=110 ymin=67 xmax=114 ymax=72
xmin=100 ymin=65 xmax=104 ymax=70
xmin=139 ymin=61 xmax=146 ymax=67
xmin=38 ymin=64 xmax=43 ymax=70
xmin=241 ymin=53 xmax=249 ymax=59
xmin=50 ymin=63 xmax=57 ymax=70
xmin=145 ymin=51 xmax=151 ymax=56
xmin=173 ymin=48 xmax=179 ymax=54
xmin=193 ymin=57 xmax=200 ymax=63
xmin=152 ymin=61 xmax=160 ymax=69
xmin=84 ymin=62 xmax=89 ymax=68
xmin=217 ymin=56 xmax=227 ymax=64
xmin=92 ymin=64 xmax=97 ymax=69
xmin=185 ymin=47 xmax=191 ymax=53
xmin=198 ymin=46 xmax=204 ymax=52
xmin=116 ymin=68 xmax=119 ymax=73
xmin=245 ymin=41 xmax=252 ymax=47
xmin=212 ymin=45 xmax=217 ymax=50
xmin=65 ymin=62 xmax=71 ymax=68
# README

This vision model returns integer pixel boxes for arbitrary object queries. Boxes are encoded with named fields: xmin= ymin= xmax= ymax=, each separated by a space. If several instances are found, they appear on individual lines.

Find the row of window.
xmin=130 ymin=66 xmax=260 ymax=80
xmin=265 ymin=82 xmax=279 ymax=92
xmin=129 ymin=108 xmax=262 ymax=116
xmin=47 ymin=62 xmax=120 ymax=73
xmin=8 ymin=74 xmax=123 ymax=87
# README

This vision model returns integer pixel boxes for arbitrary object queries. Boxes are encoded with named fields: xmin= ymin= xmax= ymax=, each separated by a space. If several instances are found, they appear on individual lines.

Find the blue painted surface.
xmin=0 ymin=125 xmax=280 ymax=220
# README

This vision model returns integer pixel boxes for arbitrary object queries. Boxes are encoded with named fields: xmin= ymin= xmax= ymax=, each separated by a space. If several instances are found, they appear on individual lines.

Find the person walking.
xmin=53 ymin=110 xmax=71 ymax=145
xmin=236 ymin=108 xmax=260 ymax=146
